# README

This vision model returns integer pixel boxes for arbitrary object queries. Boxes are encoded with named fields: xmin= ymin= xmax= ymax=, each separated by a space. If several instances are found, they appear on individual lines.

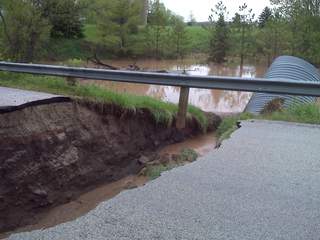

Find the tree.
xmin=256 ymin=10 xmax=290 ymax=65
xmin=147 ymin=0 xmax=171 ymax=58
xmin=0 ymin=0 xmax=51 ymax=62
xmin=0 ymin=0 xmax=10 ymax=45
xmin=232 ymin=13 xmax=241 ymax=26
xmin=270 ymin=0 xmax=320 ymax=64
xmin=235 ymin=3 xmax=255 ymax=75
xmin=40 ymin=0 xmax=84 ymax=39
xmin=258 ymin=7 xmax=272 ymax=28
xmin=188 ymin=11 xmax=196 ymax=26
xmin=96 ymin=0 xmax=142 ymax=56
xmin=170 ymin=15 xmax=189 ymax=58
xmin=208 ymin=1 xmax=229 ymax=63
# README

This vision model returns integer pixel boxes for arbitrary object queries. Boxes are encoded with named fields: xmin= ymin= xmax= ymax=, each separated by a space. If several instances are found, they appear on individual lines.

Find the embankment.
xmin=0 ymin=100 xmax=220 ymax=233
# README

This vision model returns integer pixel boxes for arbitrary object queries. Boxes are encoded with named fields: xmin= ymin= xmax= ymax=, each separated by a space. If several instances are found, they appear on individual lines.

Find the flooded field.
xmin=82 ymin=58 xmax=268 ymax=114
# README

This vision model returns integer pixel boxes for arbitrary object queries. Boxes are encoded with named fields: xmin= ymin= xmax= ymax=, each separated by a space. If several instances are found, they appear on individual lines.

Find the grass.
xmin=217 ymin=103 xmax=320 ymax=142
xmin=262 ymin=103 xmax=320 ymax=125
xmin=185 ymin=26 xmax=210 ymax=53
xmin=0 ymin=71 xmax=208 ymax=129
xmin=216 ymin=112 xmax=254 ymax=142
xmin=44 ymin=24 xmax=211 ymax=61
xmin=46 ymin=38 xmax=92 ymax=60
xmin=144 ymin=164 xmax=172 ymax=180
xmin=43 ymin=24 xmax=100 ymax=60
xmin=143 ymin=148 xmax=199 ymax=180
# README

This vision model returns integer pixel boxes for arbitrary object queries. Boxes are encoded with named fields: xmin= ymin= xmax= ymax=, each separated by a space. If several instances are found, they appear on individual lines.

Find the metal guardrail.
xmin=0 ymin=61 xmax=320 ymax=97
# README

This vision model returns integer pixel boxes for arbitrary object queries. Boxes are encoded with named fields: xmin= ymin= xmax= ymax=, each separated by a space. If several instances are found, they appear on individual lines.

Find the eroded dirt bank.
xmin=0 ymin=100 xmax=220 ymax=233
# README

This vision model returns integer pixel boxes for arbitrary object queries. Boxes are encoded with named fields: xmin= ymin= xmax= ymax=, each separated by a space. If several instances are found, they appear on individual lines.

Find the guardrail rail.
xmin=0 ymin=56 xmax=319 ymax=128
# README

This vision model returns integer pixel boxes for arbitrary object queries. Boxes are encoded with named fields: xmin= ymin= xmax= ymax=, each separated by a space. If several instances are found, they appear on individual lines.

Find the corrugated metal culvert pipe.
xmin=245 ymin=56 xmax=320 ymax=114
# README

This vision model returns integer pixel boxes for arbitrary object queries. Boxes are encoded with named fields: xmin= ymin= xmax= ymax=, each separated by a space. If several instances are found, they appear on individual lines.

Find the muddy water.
xmin=2 ymin=132 xmax=216 ymax=239
xmin=0 ymin=59 xmax=268 ymax=239
xmin=82 ymin=58 xmax=268 ymax=113
xmin=2 ymin=132 xmax=217 ymax=239
xmin=81 ymin=58 xmax=267 ymax=157
xmin=160 ymin=132 xmax=218 ymax=157
xmin=1 ymin=176 xmax=148 ymax=239
xmin=2 ymin=134 xmax=217 ymax=239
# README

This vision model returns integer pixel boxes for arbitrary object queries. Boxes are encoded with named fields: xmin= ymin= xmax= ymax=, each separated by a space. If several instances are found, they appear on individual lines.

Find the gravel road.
xmin=9 ymin=120 xmax=320 ymax=240
xmin=0 ymin=87 xmax=69 ymax=113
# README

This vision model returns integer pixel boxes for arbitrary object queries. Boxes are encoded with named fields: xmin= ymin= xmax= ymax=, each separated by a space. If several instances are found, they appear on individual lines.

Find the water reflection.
xmin=82 ymin=60 xmax=268 ymax=113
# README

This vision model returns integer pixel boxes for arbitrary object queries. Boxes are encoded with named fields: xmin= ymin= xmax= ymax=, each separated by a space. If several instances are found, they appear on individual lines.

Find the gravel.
xmin=9 ymin=120 xmax=320 ymax=240
xmin=0 ymin=87 xmax=69 ymax=112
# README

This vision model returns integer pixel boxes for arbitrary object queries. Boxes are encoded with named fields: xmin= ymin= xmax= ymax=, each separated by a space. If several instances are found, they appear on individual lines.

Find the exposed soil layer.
xmin=0 ymin=100 xmax=221 ymax=233
xmin=1 ymin=175 xmax=148 ymax=239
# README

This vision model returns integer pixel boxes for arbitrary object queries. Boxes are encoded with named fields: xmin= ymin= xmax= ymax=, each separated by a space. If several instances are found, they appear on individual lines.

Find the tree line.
xmin=209 ymin=0 xmax=320 ymax=66
xmin=0 ymin=0 xmax=84 ymax=62
xmin=0 ymin=0 xmax=320 ymax=66
xmin=0 ymin=0 xmax=190 ymax=61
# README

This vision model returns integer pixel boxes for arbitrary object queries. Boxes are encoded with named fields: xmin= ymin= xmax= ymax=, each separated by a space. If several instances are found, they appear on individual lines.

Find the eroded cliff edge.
xmin=0 ymin=100 xmax=220 ymax=232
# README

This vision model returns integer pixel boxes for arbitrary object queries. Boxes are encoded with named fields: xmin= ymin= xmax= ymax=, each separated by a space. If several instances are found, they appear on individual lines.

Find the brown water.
xmin=160 ymin=132 xmax=218 ymax=157
xmin=2 ymin=131 xmax=218 ymax=239
xmin=0 ymin=59 xmax=268 ymax=239
xmin=82 ymin=58 xmax=268 ymax=114
xmin=1 ymin=176 xmax=148 ymax=239
xmin=2 ymin=130 xmax=218 ymax=239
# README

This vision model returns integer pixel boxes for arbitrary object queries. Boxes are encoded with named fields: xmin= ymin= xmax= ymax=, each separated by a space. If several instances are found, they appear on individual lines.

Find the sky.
xmin=161 ymin=0 xmax=271 ymax=22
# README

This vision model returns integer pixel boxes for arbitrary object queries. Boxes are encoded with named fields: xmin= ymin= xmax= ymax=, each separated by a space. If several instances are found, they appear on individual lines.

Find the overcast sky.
xmin=161 ymin=0 xmax=271 ymax=22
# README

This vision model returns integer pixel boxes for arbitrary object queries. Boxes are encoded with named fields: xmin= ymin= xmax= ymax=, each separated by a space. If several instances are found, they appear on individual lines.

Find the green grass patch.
xmin=262 ymin=103 xmax=320 ymax=125
xmin=185 ymin=26 xmax=210 ymax=53
xmin=40 ymin=24 xmax=211 ymax=61
xmin=217 ymin=103 xmax=320 ymax=143
xmin=216 ymin=112 xmax=254 ymax=141
xmin=144 ymin=148 xmax=198 ymax=180
xmin=144 ymin=164 xmax=172 ymax=180
xmin=0 ymin=71 xmax=207 ymax=129
xmin=46 ymin=39 xmax=91 ymax=60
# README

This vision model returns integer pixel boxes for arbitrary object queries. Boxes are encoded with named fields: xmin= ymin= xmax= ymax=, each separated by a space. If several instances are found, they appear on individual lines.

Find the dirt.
xmin=0 ymin=100 xmax=221 ymax=234
xmin=1 ymin=175 xmax=148 ymax=239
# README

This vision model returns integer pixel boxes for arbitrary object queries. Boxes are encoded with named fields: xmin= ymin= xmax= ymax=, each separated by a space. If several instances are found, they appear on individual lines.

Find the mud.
xmin=0 ymin=100 xmax=221 ymax=233
xmin=1 ymin=175 xmax=147 ymax=239
xmin=160 ymin=132 xmax=217 ymax=157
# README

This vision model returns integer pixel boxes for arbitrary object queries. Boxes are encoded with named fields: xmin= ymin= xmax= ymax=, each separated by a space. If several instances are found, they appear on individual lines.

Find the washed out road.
xmin=0 ymin=87 xmax=69 ymax=113
xmin=9 ymin=120 xmax=320 ymax=240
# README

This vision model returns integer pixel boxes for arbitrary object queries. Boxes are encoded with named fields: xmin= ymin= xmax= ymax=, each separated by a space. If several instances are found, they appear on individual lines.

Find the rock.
xmin=29 ymin=186 xmax=48 ymax=198
xmin=138 ymin=155 xmax=150 ymax=165
xmin=138 ymin=167 xmax=148 ymax=176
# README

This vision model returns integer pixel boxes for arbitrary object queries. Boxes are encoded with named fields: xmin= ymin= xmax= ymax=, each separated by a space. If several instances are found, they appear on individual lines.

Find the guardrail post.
xmin=176 ymin=86 xmax=190 ymax=129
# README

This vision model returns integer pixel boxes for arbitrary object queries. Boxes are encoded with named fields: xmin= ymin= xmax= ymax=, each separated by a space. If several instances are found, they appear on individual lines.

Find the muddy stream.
xmin=2 ymin=133 xmax=218 ymax=239
xmin=1 ymin=59 xmax=268 ymax=238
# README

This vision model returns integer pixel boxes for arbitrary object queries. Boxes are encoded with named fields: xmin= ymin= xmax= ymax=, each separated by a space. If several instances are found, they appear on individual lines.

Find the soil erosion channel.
xmin=0 ymin=99 xmax=220 ymax=238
